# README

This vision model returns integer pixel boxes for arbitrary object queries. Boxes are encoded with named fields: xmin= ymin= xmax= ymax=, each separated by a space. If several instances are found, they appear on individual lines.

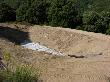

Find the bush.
xmin=106 ymin=29 xmax=110 ymax=34
xmin=81 ymin=11 xmax=110 ymax=34
xmin=0 ymin=66 xmax=39 ymax=82
xmin=47 ymin=0 xmax=81 ymax=28
xmin=82 ymin=25 xmax=96 ymax=32
xmin=16 ymin=1 xmax=31 ymax=22
xmin=16 ymin=0 xmax=47 ymax=24
xmin=0 ymin=3 xmax=16 ymax=22
xmin=83 ymin=11 xmax=100 ymax=25
xmin=25 ymin=0 xmax=47 ymax=24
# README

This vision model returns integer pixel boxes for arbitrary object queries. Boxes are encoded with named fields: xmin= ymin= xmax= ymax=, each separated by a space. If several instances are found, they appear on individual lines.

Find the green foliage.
xmin=80 ymin=11 xmax=110 ymax=34
xmin=48 ymin=0 xmax=81 ymax=28
xmin=16 ymin=0 xmax=33 ymax=22
xmin=16 ymin=3 xmax=29 ymax=22
xmin=0 ymin=3 xmax=16 ymax=22
xmin=106 ymin=28 xmax=110 ymax=35
xmin=75 ymin=0 xmax=93 ymax=13
xmin=3 ymin=51 xmax=11 ymax=62
xmin=87 ymin=0 xmax=110 ymax=12
xmin=83 ymin=11 xmax=100 ymax=25
xmin=0 ymin=66 xmax=39 ymax=82
xmin=3 ymin=0 xmax=26 ymax=9
xmin=25 ymin=0 xmax=47 ymax=24
xmin=16 ymin=0 xmax=47 ymax=24
xmin=1 ymin=0 xmax=110 ymax=35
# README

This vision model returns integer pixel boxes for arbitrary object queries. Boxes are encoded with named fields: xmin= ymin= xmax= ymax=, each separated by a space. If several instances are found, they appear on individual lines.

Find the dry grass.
xmin=0 ymin=23 xmax=110 ymax=82
xmin=0 ymin=65 xmax=39 ymax=82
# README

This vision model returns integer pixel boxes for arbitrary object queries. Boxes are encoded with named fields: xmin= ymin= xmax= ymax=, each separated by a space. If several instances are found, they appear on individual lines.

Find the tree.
xmin=0 ymin=3 xmax=16 ymax=22
xmin=47 ymin=0 xmax=82 ymax=28
xmin=106 ymin=27 xmax=110 ymax=35
xmin=83 ymin=11 xmax=100 ymax=25
xmin=82 ymin=11 xmax=103 ymax=33
xmin=16 ymin=0 xmax=32 ymax=22
xmin=3 ymin=0 xmax=26 ymax=9
xmin=81 ymin=11 xmax=110 ymax=34
xmin=25 ymin=0 xmax=47 ymax=24
xmin=16 ymin=0 xmax=47 ymax=24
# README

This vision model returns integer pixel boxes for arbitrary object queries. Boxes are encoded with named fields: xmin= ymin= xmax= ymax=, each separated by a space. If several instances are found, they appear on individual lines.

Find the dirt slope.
xmin=29 ymin=25 xmax=110 ymax=57
xmin=28 ymin=25 xmax=110 ymax=82
xmin=1 ymin=23 xmax=110 ymax=82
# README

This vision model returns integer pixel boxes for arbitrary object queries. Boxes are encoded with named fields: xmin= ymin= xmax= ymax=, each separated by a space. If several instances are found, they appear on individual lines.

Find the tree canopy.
xmin=0 ymin=2 xmax=16 ymax=22
xmin=0 ymin=0 xmax=110 ymax=34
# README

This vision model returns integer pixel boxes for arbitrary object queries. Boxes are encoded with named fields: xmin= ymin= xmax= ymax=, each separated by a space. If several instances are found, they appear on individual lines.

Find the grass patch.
xmin=0 ymin=65 xmax=40 ymax=82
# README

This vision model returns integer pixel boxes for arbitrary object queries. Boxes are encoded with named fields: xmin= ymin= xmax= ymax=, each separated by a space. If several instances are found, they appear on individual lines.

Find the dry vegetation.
xmin=0 ymin=23 xmax=110 ymax=82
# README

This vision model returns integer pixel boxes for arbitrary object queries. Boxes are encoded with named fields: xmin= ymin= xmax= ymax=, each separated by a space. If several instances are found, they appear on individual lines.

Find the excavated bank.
xmin=29 ymin=25 xmax=110 ymax=57
xmin=1 ymin=23 xmax=110 ymax=82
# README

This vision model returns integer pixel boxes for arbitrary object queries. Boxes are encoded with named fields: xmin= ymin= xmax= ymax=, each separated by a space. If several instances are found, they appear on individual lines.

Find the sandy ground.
xmin=0 ymin=23 xmax=110 ymax=82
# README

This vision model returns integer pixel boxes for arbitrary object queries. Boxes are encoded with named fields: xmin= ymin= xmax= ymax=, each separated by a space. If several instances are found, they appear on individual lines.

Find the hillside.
xmin=1 ymin=0 xmax=110 ymax=35
xmin=29 ymin=25 xmax=110 ymax=56
xmin=0 ymin=23 xmax=110 ymax=82
xmin=0 ymin=0 xmax=110 ymax=82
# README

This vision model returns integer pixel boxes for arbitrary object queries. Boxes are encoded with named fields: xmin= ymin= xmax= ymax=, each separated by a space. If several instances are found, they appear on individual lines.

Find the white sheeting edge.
xmin=21 ymin=41 xmax=63 ymax=56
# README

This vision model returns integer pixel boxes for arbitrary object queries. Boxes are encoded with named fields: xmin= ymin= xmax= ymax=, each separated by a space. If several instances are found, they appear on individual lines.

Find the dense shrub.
xmin=25 ymin=0 xmax=47 ymax=24
xmin=106 ymin=28 xmax=110 ymax=35
xmin=80 ymin=11 xmax=110 ymax=34
xmin=1 ymin=0 xmax=110 ymax=35
xmin=0 ymin=3 xmax=16 ymax=22
xmin=83 ymin=11 xmax=100 ymax=25
xmin=16 ymin=0 xmax=31 ymax=22
xmin=16 ymin=0 xmax=47 ymax=24
xmin=48 ymin=0 xmax=82 ymax=28
xmin=3 ymin=0 xmax=26 ymax=9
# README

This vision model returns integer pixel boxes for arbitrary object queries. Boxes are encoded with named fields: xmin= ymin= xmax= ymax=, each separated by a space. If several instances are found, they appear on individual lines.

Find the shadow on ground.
xmin=0 ymin=26 xmax=30 ymax=44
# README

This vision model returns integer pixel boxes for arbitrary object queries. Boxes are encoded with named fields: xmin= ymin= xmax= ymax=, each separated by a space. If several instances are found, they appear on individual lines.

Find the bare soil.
xmin=29 ymin=25 xmax=110 ymax=57
xmin=0 ymin=23 xmax=110 ymax=82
